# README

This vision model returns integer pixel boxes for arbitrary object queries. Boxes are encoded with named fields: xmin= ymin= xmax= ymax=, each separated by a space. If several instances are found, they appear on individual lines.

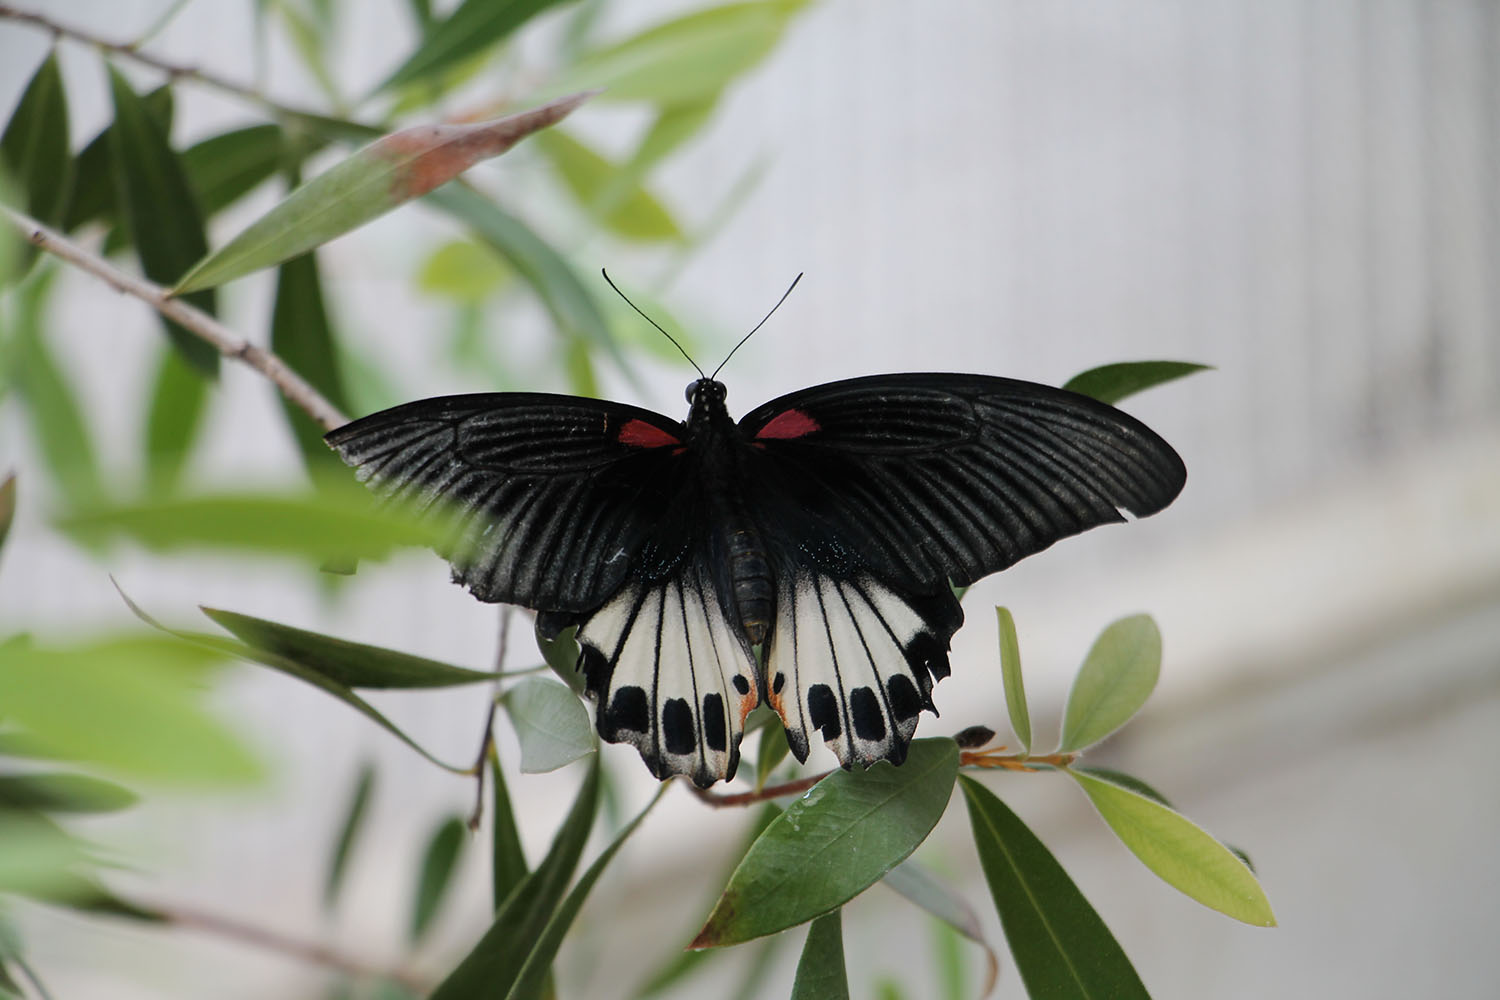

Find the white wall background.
xmin=2 ymin=1 xmax=1498 ymax=997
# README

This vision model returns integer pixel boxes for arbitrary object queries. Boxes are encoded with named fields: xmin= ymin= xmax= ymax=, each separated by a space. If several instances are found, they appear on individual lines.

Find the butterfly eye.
xmin=685 ymin=381 xmax=699 ymax=404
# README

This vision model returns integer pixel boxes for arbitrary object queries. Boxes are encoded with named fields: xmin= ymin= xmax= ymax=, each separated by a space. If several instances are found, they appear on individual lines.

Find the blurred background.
xmin=1 ymin=1 xmax=1497 ymax=997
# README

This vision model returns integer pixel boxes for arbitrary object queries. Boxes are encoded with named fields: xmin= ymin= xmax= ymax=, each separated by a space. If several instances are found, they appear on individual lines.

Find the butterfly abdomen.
xmin=726 ymin=526 xmax=773 ymax=645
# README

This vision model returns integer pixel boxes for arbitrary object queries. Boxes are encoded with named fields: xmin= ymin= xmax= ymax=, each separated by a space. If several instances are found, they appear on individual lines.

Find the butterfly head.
xmin=686 ymin=377 xmax=729 ymax=420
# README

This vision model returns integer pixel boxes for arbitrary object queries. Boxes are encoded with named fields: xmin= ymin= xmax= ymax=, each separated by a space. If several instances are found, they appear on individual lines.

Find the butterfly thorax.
xmin=686 ymin=379 xmax=774 ymax=646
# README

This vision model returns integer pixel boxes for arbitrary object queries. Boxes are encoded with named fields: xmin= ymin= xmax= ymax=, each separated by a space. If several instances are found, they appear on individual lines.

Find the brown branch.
xmin=467 ymin=608 xmax=513 ymax=830
xmin=690 ymin=770 xmax=833 ymax=808
xmin=153 ymin=901 xmax=426 ymax=991
xmin=2 ymin=205 xmax=349 ymax=432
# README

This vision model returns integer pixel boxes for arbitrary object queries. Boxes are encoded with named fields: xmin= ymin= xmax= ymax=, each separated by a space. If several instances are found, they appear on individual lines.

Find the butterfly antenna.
xmin=711 ymin=272 xmax=803 ymax=380
xmin=600 ymin=269 xmax=704 ymax=378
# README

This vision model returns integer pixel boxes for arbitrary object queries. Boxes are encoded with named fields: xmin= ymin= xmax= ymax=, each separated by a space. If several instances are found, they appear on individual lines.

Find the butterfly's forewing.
xmin=738 ymin=374 xmax=1185 ymax=767
xmin=325 ymin=393 xmax=691 ymax=612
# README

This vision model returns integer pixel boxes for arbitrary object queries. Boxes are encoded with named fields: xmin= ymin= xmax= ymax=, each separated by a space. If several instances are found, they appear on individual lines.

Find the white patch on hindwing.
xmin=574 ymin=571 xmax=758 ymax=787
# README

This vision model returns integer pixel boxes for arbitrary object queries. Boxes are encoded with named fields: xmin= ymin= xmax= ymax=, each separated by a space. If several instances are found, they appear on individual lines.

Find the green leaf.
xmin=63 ymin=86 xmax=174 ymax=234
xmin=995 ymin=607 xmax=1030 ymax=753
xmin=376 ymin=0 xmax=579 ymax=94
xmin=271 ymin=251 xmax=351 ymax=480
xmin=754 ymin=720 xmax=790 ymax=791
xmin=0 ymin=810 xmax=97 ymax=899
xmin=501 ymin=677 xmax=595 ymax=773
xmin=174 ymin=95 xmax=590 ymax=294
xmin=1061 ymin=361 xmax=1210 ymax=406
xmin=143 ymin=344 xmax=210 ymax=495
xmin=323 ymin=760 xmax=374 ymax=908
xmin=1059 ymin=615 xmax=1162 ymax=752
xmin=201 ymin=606 xmax=496 ymax=688
xmin=106 ymin=65 xmax=219 ymax=374
xmin=791 ymin=909 xmax=848 ymax=1000
xmin=1 ymin=52 xmax=73 ymax=233
xmin=417 ymin=239 xmax=511 ymax=302
xmin=550 ymin=0 xmax=809 ymax=104
xmin=1068 ymin=770 xmax=1275 ymax=927
xmin=0 ymin=772 xmax=138 ymax=814
xmin=427 ymin=184 xmax=627 ymax=379
xmin=959 ymin=775 xmax=1148 ymax=1000
xmin=429 ymin=757 xmax=599 ymax=1000
xmin=490 ymin=754 xmax=528 ymax=910
xmin=534 ymin=620 xmax=585 ymax=694
xmin=532 ymin=129 xmax=682 ymax=242
xmin=6 ymin=268 xmax=107 ymax=508
xmin=692 ymin=738 xmax=959 ymax=949
xmin=629 ymin=99 xmax=719 ymax=176
xmin=180 ymin=123 xmax=301 ymax=219
xmin=410 ymin=814 xmax=467 ymax=943
xmin=881 ymin=858 xmax=984 ymax=946
xmin=0 ymin=635 xmax=262 ymax=785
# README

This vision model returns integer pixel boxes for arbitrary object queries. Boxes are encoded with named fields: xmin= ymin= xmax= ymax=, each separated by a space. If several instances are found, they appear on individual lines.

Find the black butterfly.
xmin=325 ymin=366 xmax=1185 ymax=788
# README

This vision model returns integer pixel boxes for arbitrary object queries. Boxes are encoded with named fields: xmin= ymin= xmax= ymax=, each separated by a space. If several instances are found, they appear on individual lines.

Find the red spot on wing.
xmin=755 ymin=409 xmax=821 ymax=440
xmin=618 ymin=418 xmax=681 ymax=449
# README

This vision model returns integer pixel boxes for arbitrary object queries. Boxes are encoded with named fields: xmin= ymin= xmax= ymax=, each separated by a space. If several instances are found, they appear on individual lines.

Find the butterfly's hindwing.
xmin=765 ymin=571 xmax=960 ymax=769
xmin=568 ymin=562 xmax=758 ymax=788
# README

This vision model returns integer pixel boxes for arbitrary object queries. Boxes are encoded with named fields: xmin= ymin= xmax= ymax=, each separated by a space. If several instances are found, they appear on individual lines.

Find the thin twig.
xmin=467 ymin=608 xmax=513 ymax=830
xmin=2 ymin=205 xmax=348 ymax=432
xmin=152 ymin=901 xmax=426 ymax=991
xmin=0 ymin=3 xmax=347 ymax=126
xmin=690 ymin=770 xmax=831 ymax=808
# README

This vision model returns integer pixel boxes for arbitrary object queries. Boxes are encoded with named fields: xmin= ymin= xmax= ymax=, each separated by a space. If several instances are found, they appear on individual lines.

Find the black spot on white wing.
xmin=573 ymin=570 xmax=756 ymax=788
xmin=765 ymin=573 xmax=958 ymax=771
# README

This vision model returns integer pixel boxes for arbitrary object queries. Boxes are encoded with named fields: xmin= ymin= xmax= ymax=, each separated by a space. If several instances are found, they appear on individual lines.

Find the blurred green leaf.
xmin=0 ymin=810 xmax=97 ymax=900
xmin=411 ymin=814 xmax=467 ymax=943
xmin=430 ymin=757 xmax=599 ymax=1000
xmin=276 ymin=0 xmax=343 ymax=108
xmin=0 ymin=773 xmax=137 ymax=814
xmin=505 ymin=784 xmax=664 ymax=1000
xmin=1059 ymin=615 xmax=1161 ymax=752
xmin=377 ymin=0 xmax=578 ymax=94
xmin=64 ymin=86 xmax=174 ymax=234
xmin=1 ymin=52 xmax=73 ymax=238
xmin=551 ymin=0 xmax=808 ymax=104
xmin=995 ymin=606 xmax=1030 ymax=753
xmin=533 ymin=129 xmax=682 ymax=242
xmin=0 ymin=474 xmax=14 ymax=559
xmin=323 ymin=760 xmax=374 ymax=909
xmin=7 ymin=268 xmax=107 ymax=509
xmin=202 ymin=606 xmax=496 ymax=688
xmin=490 ymin=754 xmax=528 ymax=910
xmin=175 ymin=96 xmax=589 ymax=294
xmin=754 ymin=720 xmax=790 ymax=791
xmin=693 ymin=739 xmax=959 ymax=949
xmin=0 ymin=634 xmax=262 ymax=785
xmin=417 ymin=239 xmax=511 ymax=302
xmin=501 ymin=677 xmax=595 ymax=773
xmin=271 ymin=251 xmax=351 ymax=479
xmin=143 ymin=345 xmax=209 ymax=496
xmin=1062 ymin=361 xmax=1210 ymax=406
xmin=791 ymin=909 xmax=848 ymax=1000
xmin=1069 ymin=770 xmax=1275 ymax=927
xmin=630 ymin=99 xmax=719 ymax=175
xmin=429 ymin=184 xmax=627 ymax=382
xmin=959 ymin=775 xmax=1148 ymax=999
xmin=106 ymin=65 xmax=219 ymax=374
xmin=881 ymin=858 xmax=984 ymax=947
xmin=180 ymin=124 xmax=301 ymax=218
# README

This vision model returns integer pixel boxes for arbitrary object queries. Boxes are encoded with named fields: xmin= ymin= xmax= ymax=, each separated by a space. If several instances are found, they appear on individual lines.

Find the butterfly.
xmin=324 ymin=363 xmax=1185 ymax=788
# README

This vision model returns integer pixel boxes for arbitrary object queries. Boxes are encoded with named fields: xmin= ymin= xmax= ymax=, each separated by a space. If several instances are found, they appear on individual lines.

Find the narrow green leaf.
xmin=202 ymin=606 xmax=496 ymax=688
xmin=180 ymin=123 xmax=299 ymax=218
xmin=417 ymin=239 xmax=511 ymax=302
xmin=63 ymin=86 xmax=174 ymax=234
xmin=791 ymin=909 xmax=849 ymax=1000
xmin=1061 ymin=362 xmax=1210 ymax=406
xmin=881 ymin=859 xmax=984 ymax=945
xmin=533 ymin=129 xmax=682 ymax=242
xmin=754 ymin=720 xmax=790 ymax=791
xmin=995 ymin=607 xmax=1031 ymax=753
xmin=1059 ymin=615 xmax=1162 ymax=752
xmin=429 ymin=757 xmax=600 ymax=1000
xmin=959 ymin=775 xmax=1148 ymax=1000
xmin=271 ymin=250 xmax=350 ymax=479
xmin=0 ymin=772 xmax=138 ymax=814
xmin=323 ymin=760 xmax=375 ymax=908
xmin=1069 ymin=770 xmax=1275 ymax=927
xmin=377 ymin=0 xmax=578 ymax=94
xmin=549 ymin=0 xmax=809 ymax=104
xmin=410 ymin=814 xmax=468 ymax=943
xmin=106 ymin=65 xmax=219 ymax=373
xmin=7 ymin=268 xmax=107 ymax=508
xmin=175 ymin=95 xmax=590 ymax=294
xmin=1 ymin=52 xmax=73 ymax=232
xmin=0 ymin=635 xmax=263 ymax=785
xmin=505 ymin=785 xmax=664 ymax=1000
xmin=0 ymin=474 xmax=14 ymax=559
xmin=630 ymin=99 xmax=719 ymax=176
xmin=143 ymin=344 xmax=209 ymax=495
xmin=501 ymin=677 xmax=595 ymax=773
xmin=427 ymin=184 xmax=627 ymax=378
xmin=0 ymin=810 xmax=97 ymax=899
xmin=692 ymin=738 xmax=959 ymax=949
xmin=490 ymin=754 xmax=528 ymax=910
